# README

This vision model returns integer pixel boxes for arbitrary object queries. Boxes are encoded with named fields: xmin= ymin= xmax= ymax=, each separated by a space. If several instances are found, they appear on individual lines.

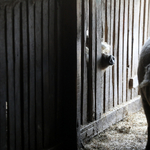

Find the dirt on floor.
xmin=82 ymin=109 xmax=148 ymax=150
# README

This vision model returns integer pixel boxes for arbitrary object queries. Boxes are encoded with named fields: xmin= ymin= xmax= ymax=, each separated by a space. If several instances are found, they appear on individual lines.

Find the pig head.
xmin=99 ymin=42 xmax=115 ymax=70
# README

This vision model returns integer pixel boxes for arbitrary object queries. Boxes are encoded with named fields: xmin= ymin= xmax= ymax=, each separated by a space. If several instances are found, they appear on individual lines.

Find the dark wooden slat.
xmin=149 ymin=0 xmax=150 ymax=37
xmin=14 ymin=3 xmax=22 ymax=149
xmin=77 ymin=0 xmax=82 ymax=148
xmin=95 ymin=0 xmax=102 ymax=120
xmin=132 ymin=0 xmax=140 ymax=76
xmin=0 ymin=6 xmax=7 ymax=150
xmin=131 ymin=0 xmax=140 ymax=98
xmin=81 ymin=0 xmax=88 ymax=125
xmin=110 ymin=0 xmax=114 ymax=109
xmin=127 ymin=0 xmax=133 ymax=101
xmin=89 ymin=0 xmax=96 ymax=121
xmin=122 ymin=0 xmax=128 ymax=103
xmin=42 ymin=0 xmax=53 ymax=148
xmin=118 ymin=0 xmax=123 ymax=104
xmin=100 ymin=0 xmax=105 ymax=114
xmin=107 ymin=0 xmax=112 ymax=110
xmin=6 ymin=5 xmax=15 ymax=150
xmin=139 ymin=0 xmax=144 ymax=59
xmin=144 ymin=0 xmax=149 ymax=42
xmin=103 ymin=0 xmax=109 ymax=112
xmin=61 ymin=0 xmax=79 ymax=148
xmin=92 ymin=0 xmax=96 ymax=121
xmin=55 ymin=0 xmax=63 ymax=144
xmin=35 ymin=1 xmax=43 ymax=149
xmin=113 ymin=0 xmax=119 ymax=107
xmin=28 ymin=1 xmax=36 ymax=149
xmin=108 ymin=0 xmax=114 ymax=109
xmin=22 ymin=1 xmax=29 ymax=149
xmin=43 ymin=0 xmax=56 ymax=147
xmin=102 ymin=0 xmax=106 ymax=41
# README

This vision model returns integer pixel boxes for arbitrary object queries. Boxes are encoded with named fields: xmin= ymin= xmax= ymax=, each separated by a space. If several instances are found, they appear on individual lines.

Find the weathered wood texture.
xmin=0 ymin=0 xmax=66 ymax=149
xmin=0 ymin=0 xmax=150 ymax=149
xmin=80 ymin=0 xmax=150 ymax=130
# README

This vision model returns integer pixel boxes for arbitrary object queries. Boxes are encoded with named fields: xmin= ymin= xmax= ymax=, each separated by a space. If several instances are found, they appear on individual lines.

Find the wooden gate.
xmin=79 ymin=0 xmax=150 ymax=141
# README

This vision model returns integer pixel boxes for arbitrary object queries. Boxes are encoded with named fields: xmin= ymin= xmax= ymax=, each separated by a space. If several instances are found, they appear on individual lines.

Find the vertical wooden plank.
xmin=118 ymin=0 xmax=123 ymax=104
xmin=55 ymin=0 xmax=63 ymax=144
xmin=44 ymin=0 xmax=56 ymax=147
xmin=81 ymin=0 xmax=88 ymax=125
xmin=100 ymin=0 xmax=104 ymax=114
xmin=89 ymin=0 xmax=96 ymax=121
xmin=113 ymin=0 xmax=119 ymax=107
xmin=144 ymin=0 xmax=149 ymax=42
xmin=0 ymin=5 xmax=7 ymax=150
xmin=127 ymin=0 xmax=133 ymax=101
xmin=107 ymin=0 xmax=113 ymax=110
xmin=6 ymin=5 xmax=15 ymax=150
xmin=122 ymin=0 xmax=128 ymax=103
xmin=132 ymin=0 xmax=140 ymax=98
xmin=132 ymin=0 xmax=139 ymax=77
xmin=148 ymin=0 xmax=150 ymax=37
xmin=110 ymin=0 xmax=114 ymax=108
xmin=22 ymin=1 xmax=29 ymax=150
xmin=101 ymin=0 xmax=106 ymax=41
xmin=43 ymin=0 xmax=54 ymax=148
xmin=61 ymin=0 xmax=79 ymax=148
xmin=22 ymin=2 xmax=29 ymax=149
xmin=149 ymin=0 xmax=150 ymax=37
xmin=139 ymin=0 xmax=145 ymax=54
xmin=101 ymin=0 xmax=107 ymax=113
xmin=43 ymin=0 xmax=49 ymax=147
xmin=96 ymin=0 xmax=102 ymax=120
xmin=28 ymin=1 xmax=36 ymax=149
xmin=77 ymin=0 xmax=82 ymax=148
xmin=104 ymin=0 xmax=110 ymax=112
xmin=92 ymin=0 xmax=96 ymax=120
xmin=14 ymin=3 xmax=22 ymax=150
xmin=35 ymin=1 xmax=43 ymax=149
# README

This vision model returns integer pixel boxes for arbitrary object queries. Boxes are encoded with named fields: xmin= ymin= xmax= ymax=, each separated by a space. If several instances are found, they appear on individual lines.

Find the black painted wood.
xmin=0 ymin=5 xmax=7 ymax=150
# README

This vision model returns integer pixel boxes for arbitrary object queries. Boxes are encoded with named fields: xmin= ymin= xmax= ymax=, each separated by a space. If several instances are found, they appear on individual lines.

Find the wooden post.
xmin=0 ymin=5 xmax=7 ymax=150
xmin=61 ymin=0 xmax=81 ymax=149
xmin=6 ymin=5 xmax=15 ymax=150
xmin=96 ymin=0 xmax=102 ymax=120
xmin=14 ymin=3 xmax=22 ymax=149
xmin=28 ymin=1 xmax=36 ymax=149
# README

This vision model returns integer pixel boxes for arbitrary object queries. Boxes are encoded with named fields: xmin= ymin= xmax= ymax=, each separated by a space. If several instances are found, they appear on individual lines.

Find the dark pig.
xmin=138 ymin=37 xmax=150 ymax=150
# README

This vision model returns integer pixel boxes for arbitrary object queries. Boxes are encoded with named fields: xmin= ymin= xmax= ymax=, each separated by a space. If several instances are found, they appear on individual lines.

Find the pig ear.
xmin=140 ymin=79 xmax=150 ymax=88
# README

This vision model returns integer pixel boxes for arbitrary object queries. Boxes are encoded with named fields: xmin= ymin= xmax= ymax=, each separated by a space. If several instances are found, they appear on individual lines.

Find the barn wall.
xmin=80 ymin=0 xmax=150 ymax=142
xmin=0 ymin=0 xmax=69 ymax=149
xmin=0 ymin=0 xmax=150 ymax=149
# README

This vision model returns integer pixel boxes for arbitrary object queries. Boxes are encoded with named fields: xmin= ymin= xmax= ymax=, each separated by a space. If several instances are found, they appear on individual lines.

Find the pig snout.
xmin=99 ymin=53 xmax=115 ymax=70
xmin=108 ymin=55 xmax=115 ymax=65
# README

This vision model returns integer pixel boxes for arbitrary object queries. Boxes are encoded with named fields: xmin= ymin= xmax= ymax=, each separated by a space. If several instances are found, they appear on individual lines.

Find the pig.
xmin=99 ymin=41 xmax=115 ymax=70
xmin=85 ymin=41 xmax=115 ymax=70
xmin=138 ymin=37 xmax=150 ymax=150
